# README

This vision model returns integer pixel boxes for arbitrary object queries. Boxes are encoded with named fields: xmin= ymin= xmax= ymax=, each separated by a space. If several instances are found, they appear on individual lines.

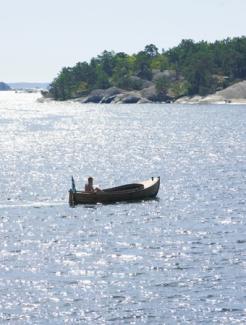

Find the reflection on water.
xmin=0 ymin=91 xmax=246 ymax=323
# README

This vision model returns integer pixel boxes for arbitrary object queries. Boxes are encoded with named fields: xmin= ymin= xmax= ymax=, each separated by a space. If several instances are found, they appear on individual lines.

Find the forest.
xmin=48 ymin=37 xmax=246 ymax=101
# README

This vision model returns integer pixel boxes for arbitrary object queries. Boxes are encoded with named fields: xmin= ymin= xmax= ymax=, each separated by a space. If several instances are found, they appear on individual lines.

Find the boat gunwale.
xmin=75 ymin=183 xmax=145 ymax=195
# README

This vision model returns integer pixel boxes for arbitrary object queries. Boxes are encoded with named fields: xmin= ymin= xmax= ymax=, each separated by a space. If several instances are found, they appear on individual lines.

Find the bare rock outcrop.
xmin=141 ymin=86 xmax=173 ymax=102
xmin=83 ymin=87 xmax=124 ymax=103
xmin=128 ymin=76 xmax=153 ymax=90
xmin=216 ymin=80 xmax=246 ymax=99
xmin=152 ymin=69 xmax=177 ymax=82
xmin=175 ymin=80 xmax=246 ymax=104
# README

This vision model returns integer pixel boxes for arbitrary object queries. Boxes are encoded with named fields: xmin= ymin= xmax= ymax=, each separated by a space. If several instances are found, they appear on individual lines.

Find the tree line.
xmin=48 ymin=37 xmax=246 ymax=100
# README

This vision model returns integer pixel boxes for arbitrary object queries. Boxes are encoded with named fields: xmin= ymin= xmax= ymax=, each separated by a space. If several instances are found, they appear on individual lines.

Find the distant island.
xmin=44 ymin=37 xmax=246 ymax=104
xmin=0 ymin=82 xmax=11 ymax=91
xmin=9 ymin=82 xmax=49 ymax=90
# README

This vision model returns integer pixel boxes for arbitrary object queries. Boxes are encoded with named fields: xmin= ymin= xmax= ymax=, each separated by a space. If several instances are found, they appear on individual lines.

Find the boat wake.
xmin=0 ymin=201 xmax=66 ymax=209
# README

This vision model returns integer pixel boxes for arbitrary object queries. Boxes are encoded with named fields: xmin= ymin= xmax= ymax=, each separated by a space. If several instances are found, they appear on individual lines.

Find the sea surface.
xmin=0 ymin=91 xmax=246 ymax=324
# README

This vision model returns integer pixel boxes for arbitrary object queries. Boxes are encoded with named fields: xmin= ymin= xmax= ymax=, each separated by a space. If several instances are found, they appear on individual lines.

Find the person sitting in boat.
xmin=85 ymin=177 xmax=102 ymax=192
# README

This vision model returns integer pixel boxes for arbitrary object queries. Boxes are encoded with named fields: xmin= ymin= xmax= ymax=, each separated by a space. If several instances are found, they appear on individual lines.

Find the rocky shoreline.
xmin=72 ymin=86 xmax=171 ymax=104
xmin=41 ymin=80 xmax=246 ymax=105
xmin=65 ymin=71 xmax=176 ymax=104
xmin=175 ymin=80 xmax=246 ymax=105
xmin=74 ymin=80 xmax=246 ymax=105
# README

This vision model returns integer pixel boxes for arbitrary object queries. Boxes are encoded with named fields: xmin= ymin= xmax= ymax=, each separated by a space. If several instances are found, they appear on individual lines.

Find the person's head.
xmin=88 ymin=177 xmax=93 ymax=185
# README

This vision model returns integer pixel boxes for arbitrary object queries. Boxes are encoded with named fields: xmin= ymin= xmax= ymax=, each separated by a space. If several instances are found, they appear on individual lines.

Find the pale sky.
xmin=1 ymin=0 xmax=246 ymax=82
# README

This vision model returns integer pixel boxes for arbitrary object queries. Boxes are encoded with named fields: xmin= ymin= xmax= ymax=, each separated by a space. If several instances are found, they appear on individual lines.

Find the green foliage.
xmin=133 ymin=51 xmax=153 ymax=80
xmin=144 ymin=44 xmax=159 ymax=57
xmin=150 ymin=54 xmax=169 ymax=71
xmin=169 ymin=80 xmax=190 ymax=98
xmin=112 ymin=53 xmax=132 ymax=88
xmin=49 ymin=36 xmax=246 ymax=100
xmin=155 ymin=76 xmax=170 ymax=94
xmin=97 ymin=50 xmax=116 ymax=76
xmin=166 ymin=36 xmax=246 ymax=95
xmin=95 ymin=65 xmax=111 ymax=89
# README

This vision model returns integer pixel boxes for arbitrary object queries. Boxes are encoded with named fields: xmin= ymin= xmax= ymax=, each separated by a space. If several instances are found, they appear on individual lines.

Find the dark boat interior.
xmin=103 ymin=183 xmax=144 ymax=192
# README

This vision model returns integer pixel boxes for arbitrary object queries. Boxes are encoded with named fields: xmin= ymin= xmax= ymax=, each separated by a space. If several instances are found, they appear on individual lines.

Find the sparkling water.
xmin=0 ymin=91 xmax=246 ymax=324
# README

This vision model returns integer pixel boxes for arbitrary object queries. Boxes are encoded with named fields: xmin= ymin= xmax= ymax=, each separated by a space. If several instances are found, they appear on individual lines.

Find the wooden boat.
xmin=69 ymin=177 xmax=160 ymax=205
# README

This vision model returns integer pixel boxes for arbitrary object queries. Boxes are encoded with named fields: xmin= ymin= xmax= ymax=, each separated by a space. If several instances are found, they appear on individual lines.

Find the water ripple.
xmin=0 ymin=92 xmax=246 ymax=323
